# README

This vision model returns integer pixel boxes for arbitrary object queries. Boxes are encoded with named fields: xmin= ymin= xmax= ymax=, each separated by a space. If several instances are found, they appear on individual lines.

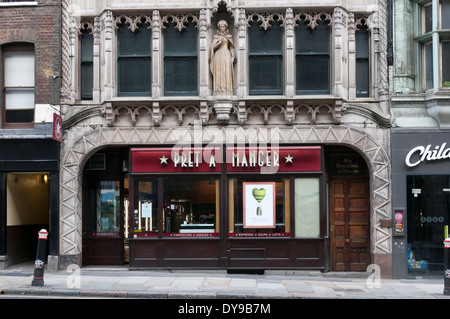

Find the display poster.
xmin=142 ymin=202 xmax=152 ymax=218
xmin=243 ymin=182 xmax=276 ymax=228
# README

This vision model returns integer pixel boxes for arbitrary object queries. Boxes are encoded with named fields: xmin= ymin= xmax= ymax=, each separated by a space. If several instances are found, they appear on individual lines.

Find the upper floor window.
xmin=419 ymin=1 xmax=450 ymax=90
xmin=248 ymin=14 xmax=283 ymax=95
xmin=117 ymin=17 xmax=152 ymax=97
xmin=163 ymin=16 xmax=198 ymax=96
xmin=356 ymin=21 xmax=370 ymax=97
xmin=295 ymin=14 xmax=331 ymax=95
xmin=2 ymin=44 xmax=35 ymax=128
xmin=80 ymin=28 xmax=93 ymax=100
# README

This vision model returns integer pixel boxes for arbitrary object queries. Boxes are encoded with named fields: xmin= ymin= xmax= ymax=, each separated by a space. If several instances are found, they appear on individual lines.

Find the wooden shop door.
xmin=330 ymin=178 xmax=370 ymax=271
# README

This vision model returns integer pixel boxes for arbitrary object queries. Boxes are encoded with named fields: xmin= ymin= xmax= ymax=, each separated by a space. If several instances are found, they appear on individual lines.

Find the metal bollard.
xmin=31 ymin=229 xmax=48 ymax=287
xmin=444 ymin=237 xmax=450 ymax=295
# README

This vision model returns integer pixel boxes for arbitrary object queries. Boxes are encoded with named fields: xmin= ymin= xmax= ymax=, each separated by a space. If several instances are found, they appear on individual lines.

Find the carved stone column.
xmin=92 ymin=17 xmax=101 ymax=103
xmin=199 ymin=9 xmax=210 ymax=98
xmin=285 ymin=8 xmax=295 ymax=98
xmin=236 ymin=9 xmax=247 ymax=98
xmin=348 ymin=13 xmax=356 ymax=100
xmin=101 ymin=10 xmax=114 ymax=101
xmin=152 ymin=10 xmax=161 ymax=98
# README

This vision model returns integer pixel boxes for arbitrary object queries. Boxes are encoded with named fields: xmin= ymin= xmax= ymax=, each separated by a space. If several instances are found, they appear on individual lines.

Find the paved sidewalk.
xmin=0 ymin=265 xmax=449 ymax=299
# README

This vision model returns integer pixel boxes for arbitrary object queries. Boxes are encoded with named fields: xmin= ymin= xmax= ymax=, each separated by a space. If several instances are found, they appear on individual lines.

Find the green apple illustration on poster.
xmin=252 ymin=188 xmax=266 ymax=215
xmin=243 ymin=182 xmax=276 ymax=228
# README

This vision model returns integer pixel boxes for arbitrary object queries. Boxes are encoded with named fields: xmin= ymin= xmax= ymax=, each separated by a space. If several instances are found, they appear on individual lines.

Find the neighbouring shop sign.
xmin=131 ymin=146 xmax=321 ymax=173
xmin=405 ymin=142 xmax=450 ymax=167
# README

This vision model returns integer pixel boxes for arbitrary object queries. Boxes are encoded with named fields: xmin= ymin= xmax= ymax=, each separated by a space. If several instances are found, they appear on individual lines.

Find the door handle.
xmin=346 ymin=238 xmax=349 ymax=243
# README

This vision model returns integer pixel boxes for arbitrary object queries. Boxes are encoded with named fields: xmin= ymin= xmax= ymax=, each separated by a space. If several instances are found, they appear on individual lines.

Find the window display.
xmin=94 ymin=181 xmax=120 ymax=233
xmin=163 ymin=177 xmax=219 ymax=237
xmin=134 ymin=179 xmax=158 ymax=235
xmin=229 ymin=178 xmax=289 ymax=236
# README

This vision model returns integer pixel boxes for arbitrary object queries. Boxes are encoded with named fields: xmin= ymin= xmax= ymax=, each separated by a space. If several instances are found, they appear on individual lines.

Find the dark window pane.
xmin=249 ymin=19 xmax=283 ymax=54
xmin=249 ymin=56 xmax=282 ymax=95
xmin=118 ymin=58 xmax=151 ymax=96
xmin=356 ymin=59 xmax=369 ymax=97
xmin=442 ymin=42 xmax=450 ymax=86
xmin=296 ymin=55 xmax=329 ymax=94
xmin=163 ymin=21 xmax=198 ymax=96
xmin=248 ymin=16 xmax=283 ymax=95
xmin=117 ymin=22 xmax=151 ymax=96
xmin=356 ymin=26 xmax=369 ymax=58
xmin=356 ymin=24 xmax=369 ymax=97
xmin=295 ymin=19 xmax=330 ymax=95
xmin=81 ymin=62 xmax=93 ymax=100
xmin=425 ymin=5 xmax=432 ymax=33
xmin=164 ymin=22 xmax=198 ymax=56
xmin=443 ymin=0 xmax=450 ymax=29
xmin=118 ymin=24 xmax=151 ymax=56
xmin=5 ymin=109 xmax=34 ymax=123
xmin=164 ymin=58 xmax=198 ymax=96
xmin=425 ymin=42 xmax=433 ymax=90
xmin=295 ymin=20 xmax=330 ymax=54
xmin=81 ymin=30 xmax=93 ymax=100
xmin=81 ymin=30 xmax=93 ymax=62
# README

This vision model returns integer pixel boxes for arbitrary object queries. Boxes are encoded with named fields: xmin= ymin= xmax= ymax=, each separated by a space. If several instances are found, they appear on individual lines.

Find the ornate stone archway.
xmin=59 ymin=125 xmax=391 ymax=271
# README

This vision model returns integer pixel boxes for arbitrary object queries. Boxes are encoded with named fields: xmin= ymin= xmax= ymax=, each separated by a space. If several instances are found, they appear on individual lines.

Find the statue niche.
xmin=210 ymin=20 xmax=235 ymax=96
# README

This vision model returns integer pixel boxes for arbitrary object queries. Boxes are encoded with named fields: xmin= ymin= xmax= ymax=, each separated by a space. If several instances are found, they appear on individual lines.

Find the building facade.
xmin=59 ymin=0 xmax=392 ymax=276
xmin=0 ymin=0 xmax=61 ymax=269
xmin=391 ymin=0 xmax=450 ymax=278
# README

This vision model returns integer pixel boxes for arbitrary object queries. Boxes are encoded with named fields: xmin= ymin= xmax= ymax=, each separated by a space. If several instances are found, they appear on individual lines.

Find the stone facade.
xmin=59 ymin=0 xmax=392 ymax=275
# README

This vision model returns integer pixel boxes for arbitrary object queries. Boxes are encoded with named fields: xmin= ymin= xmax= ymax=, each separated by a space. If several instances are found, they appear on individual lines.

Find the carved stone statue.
xmin=210 ymin=20 xmax=235 ymax=96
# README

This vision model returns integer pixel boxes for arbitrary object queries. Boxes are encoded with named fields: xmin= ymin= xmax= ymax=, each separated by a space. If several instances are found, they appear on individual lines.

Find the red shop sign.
xmin=131 ymin=146 xmax=321 ymax=174
xmin=226 ymin=146 xmax=321 ymax=173
xmin=131 ymin=147 xmax=222 ymax=173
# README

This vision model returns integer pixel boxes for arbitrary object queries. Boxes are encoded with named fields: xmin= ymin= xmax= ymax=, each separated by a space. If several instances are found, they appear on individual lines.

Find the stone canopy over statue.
xmin=210 ymin=20 xmax=235 ymax=96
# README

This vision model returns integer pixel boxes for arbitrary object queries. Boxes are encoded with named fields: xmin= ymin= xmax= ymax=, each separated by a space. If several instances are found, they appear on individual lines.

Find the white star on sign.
xmin=284 ymin=154 xmax=294 ymax=163
xmin=159 ymin=154 xmax=169 ymax=165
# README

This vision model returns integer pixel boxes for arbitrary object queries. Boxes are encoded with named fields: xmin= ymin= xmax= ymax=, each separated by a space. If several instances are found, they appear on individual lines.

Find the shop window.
xmin=295 ymin=16 xmax=330 ymax=95
xmin=248 ymin=15 xmax=283 ymax=95
xmin=407 ymin=175 xmax=450 ymax=274
xmin=80 ymin=29 xmax=93 ymax=100
xmin=294 ymin=178 xmax=320 ymax=237
xmin=163 ymin=177 xmax=219 ymax=236
xmin=2 ymin=44 xmax=35 ymax=127
xmin=117 ymin=18 xmax=151 ymax=97
xmin=134 ymin=179 xmax=158 ymax=234
xmin=229 ymin=178 xmax=289 ymax=236
xmin=163 ymin=19 xmax=198 ymax=96
xmin=356 ymin=23 xmax=370 ymax=97
xmin=93 ymin=181 xmax=121 ymax=233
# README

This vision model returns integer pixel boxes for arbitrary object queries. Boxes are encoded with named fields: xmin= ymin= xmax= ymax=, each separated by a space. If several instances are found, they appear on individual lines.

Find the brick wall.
xmin=0 ymin=0 xmax=61 ymax=105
